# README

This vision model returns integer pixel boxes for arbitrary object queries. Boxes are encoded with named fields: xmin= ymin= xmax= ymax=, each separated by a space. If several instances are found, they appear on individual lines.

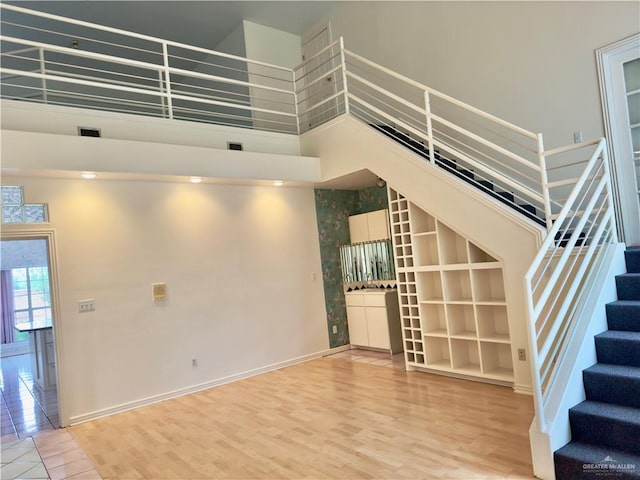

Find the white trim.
xmin=0 ymin=224 xmax=67 ymax=426
xmin=69 ymin=345 xmax=349 ymax=425
xmin=596 ymin=33 xmax=640 ymax=245
xmin=513 ymin=384 xmax=534 ymax=396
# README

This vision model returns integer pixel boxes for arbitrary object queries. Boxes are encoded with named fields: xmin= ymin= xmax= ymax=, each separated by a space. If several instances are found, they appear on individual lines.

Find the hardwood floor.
xmin=69 ymin=353 xmax=535 ymax=479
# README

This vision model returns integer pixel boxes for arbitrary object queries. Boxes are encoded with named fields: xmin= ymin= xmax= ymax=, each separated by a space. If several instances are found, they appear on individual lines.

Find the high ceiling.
xmin=10 ymin=1 xmax=341 ymax=49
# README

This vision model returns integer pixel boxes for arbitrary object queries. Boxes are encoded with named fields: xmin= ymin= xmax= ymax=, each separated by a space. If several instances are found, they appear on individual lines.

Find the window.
xmin=11 ymin=266 xmax=51 ymax=341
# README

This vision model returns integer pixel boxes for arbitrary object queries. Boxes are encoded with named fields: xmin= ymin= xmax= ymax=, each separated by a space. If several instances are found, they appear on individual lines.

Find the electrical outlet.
xmin=518 ymin=348 xmax=526 ymax=361
xmin=78 ymin=299 xmax=95 ymax=313
xmin=192 ymin=358 xmax=198 ymax=367
xmin=332 ymin=325 xmax=338 ymax=334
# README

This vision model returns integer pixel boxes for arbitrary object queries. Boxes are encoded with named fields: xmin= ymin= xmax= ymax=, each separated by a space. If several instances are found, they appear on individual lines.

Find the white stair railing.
xmin=0 ymin=4 xmax=298 ymax=134
xmin=295 ymin=40 xmax=553 ymax=228
xmin=524 ymin=138 xmax=618 ymax=432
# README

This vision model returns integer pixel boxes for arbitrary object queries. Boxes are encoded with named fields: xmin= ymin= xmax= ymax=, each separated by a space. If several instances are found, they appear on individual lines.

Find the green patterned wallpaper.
xmin=314 ymin=185 xmax=389 ymax=348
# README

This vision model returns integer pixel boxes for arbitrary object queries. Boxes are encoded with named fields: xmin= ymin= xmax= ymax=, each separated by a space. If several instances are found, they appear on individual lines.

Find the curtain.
xmin=0 ymin=270 xmax=16 ymax=344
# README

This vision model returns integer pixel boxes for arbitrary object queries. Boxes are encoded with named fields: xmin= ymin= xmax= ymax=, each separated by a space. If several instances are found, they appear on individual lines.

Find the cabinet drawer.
xmin=364 ymin=293 xmax=387 ymax=307
xmin=345 ymin=294 xmax=365 ymax=306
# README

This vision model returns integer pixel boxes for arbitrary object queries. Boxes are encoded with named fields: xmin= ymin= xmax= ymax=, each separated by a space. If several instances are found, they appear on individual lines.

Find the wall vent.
xmin=227 ymin=142 xmax=243 ymax=151
xmin=78 ymin=127 xmax=101 ymax=137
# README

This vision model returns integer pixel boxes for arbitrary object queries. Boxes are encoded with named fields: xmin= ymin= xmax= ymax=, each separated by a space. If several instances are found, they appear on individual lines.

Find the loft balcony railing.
xmin=0 ymin=5 xmax=620 ymax=458
xmin=0 ymin=4 xmax=298 ymax=134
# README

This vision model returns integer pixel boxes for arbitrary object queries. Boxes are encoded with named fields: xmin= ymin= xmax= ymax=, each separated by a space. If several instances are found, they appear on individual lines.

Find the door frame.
xmin=1 ymin=224 xmax=67 ymax=427
xmin=596 ymin=33 xmax=640 ymax=246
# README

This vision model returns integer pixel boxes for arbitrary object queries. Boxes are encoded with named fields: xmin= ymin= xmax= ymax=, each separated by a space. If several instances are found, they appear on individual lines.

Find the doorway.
xmin=597 ymin=33 xmax=640 ymax=246
xmin=1 ymin=233 xmax=61 ymax=438
xmin=300 ymin=23 xmax=339 ymax=130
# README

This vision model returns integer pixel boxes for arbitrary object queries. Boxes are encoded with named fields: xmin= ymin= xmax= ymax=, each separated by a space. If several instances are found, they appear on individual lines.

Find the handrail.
xmin=524 ymin=138 xmax=617 ymax=431
xmin=343 ymin=48 xmax=539 ymax=140
xmin=0 ymin=3 xmax=292 ymax=73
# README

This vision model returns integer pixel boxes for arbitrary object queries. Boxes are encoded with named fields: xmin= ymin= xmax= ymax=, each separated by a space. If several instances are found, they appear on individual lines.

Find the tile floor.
xmin=1 ymin=353 xmax=59 ymax=442
xmin=1 ymin=354 xmax=100 ymax=480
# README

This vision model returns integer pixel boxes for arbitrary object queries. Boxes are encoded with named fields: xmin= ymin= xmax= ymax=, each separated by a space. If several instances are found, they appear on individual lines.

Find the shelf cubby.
xmin=446 ymin=304 xmax=476 ymax=339
xmin=388 ymin=191 xmax=513 ymax=386
xmin=425 ymin=336 xmax=451 ymax=368
xmin=476 ymin=305 xmax=510 ymax=342
xmin=443 ymin=270 xmax=473 ymax=302
xmin=472 ymin=268 xmax=506 ymax=303
xmin=417 ymin=271 xmax=443 ymax=301
xmin=468 ymin=242 xmax=497 ymax=263
xmin=480 ymin=342 xmax=514 ymax=379
xmin=410 ymin=204 xmax=436 ymax=233
xmin=422 ymin=303 xmax=448 ymax=336
xmin=451 ymin=339 xmax=481 ymax=373
xmin=438 ymin=223 xmax=469 ymax=264
xmin=413 ymin=233 xmax=439 ymax=266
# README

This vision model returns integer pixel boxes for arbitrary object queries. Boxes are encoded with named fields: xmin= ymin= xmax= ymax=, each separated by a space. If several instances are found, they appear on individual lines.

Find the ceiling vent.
xmin=78 ymin=127 xmax=101 ymax=138
xmin=227 ymin=142 xmax=243 ymax=151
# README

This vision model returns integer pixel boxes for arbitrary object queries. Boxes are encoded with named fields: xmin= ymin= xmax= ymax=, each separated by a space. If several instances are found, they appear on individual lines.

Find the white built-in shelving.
xmin=389 ymin=188 xmax=514 ymax=384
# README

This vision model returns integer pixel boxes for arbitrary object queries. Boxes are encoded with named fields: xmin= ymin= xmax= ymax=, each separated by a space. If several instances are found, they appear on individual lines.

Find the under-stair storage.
xmin=389 ymin=188 xmax=515 ymax=384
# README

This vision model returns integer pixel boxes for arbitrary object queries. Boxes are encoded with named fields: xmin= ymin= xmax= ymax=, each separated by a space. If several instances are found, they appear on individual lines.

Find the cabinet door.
xmin=346 ymin=306 xmax=369 ymax=346
xmin=348 ymin=214 xmax=369 ymax=244
xmin=366 ymin=307 xmax=391 ymax=349
xmin=367 ymin=209 xmax=390 ymax=241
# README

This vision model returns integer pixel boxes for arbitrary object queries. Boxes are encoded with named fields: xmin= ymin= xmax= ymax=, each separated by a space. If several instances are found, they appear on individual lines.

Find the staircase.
xmin=371 ymin=124 xmax=546 ymax=226
xmin=554 ymin=247 xmax=640 ymax=480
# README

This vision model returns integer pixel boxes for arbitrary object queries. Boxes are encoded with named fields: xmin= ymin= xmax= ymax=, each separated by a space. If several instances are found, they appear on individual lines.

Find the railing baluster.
xmin=339 ymin=37 xmax=349 ymax=115
xmin=161 ymin=42 xmax=174 ymax=120
xmin=424 ymin=90 xmax=435 ymax=165
xmin=38 ymin=47 xmax=47 ymax=104
xmin=537 ymin=134 xmax=552 ymax=232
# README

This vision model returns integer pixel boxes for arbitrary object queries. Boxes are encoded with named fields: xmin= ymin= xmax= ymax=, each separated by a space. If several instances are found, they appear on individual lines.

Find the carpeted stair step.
xmin=607 ymin=301 xmax=640 ymax=332
xmin=583 ymin=363 xmax=640 ymax=409
xmin=616 ymin=273 xmax=640 ymax=301
xmin=625 ymin=248 xmax=640 ymax=274
xmin=555 ymin=441 xmax=640 ymax=480
xmin=569 ymin=401 xmax=640 ymax=456
xmin=595 ymin=330 xmax=640 ymax=367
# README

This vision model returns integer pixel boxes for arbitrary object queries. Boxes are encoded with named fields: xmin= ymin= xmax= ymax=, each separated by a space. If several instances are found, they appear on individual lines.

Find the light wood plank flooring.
xmin=69 ymin=353 xmax=535 ymax=479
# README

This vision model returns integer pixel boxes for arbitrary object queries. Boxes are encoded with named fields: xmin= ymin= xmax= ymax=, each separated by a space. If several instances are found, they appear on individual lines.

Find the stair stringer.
xmin=301 ymin=115 xmax=544 ymax=392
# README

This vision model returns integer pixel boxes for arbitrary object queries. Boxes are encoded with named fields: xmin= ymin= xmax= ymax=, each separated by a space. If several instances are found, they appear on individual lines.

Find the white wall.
xmin=243 ymin=21 xmax=302 ymax=130
xmin=4 ymin=176 xmax=329 ymax=423
xmin=314 ymin=1 xmax=639 ymax=149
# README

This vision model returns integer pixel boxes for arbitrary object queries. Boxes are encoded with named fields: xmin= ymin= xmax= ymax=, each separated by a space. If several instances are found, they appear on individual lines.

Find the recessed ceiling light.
xmin=273 ymin=180 xmax=284 ymax=187
xmin=190 ymin=177 xmax=203 ymax=184
xmin=81 ymin=172 xmax=96 ymax=179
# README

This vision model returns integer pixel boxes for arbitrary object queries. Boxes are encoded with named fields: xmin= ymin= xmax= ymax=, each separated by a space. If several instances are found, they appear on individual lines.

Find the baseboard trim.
xmin=514 ymin=384 xmax=534 ymax=395
xmin=69 ymin=345 xmax=345 ymax=426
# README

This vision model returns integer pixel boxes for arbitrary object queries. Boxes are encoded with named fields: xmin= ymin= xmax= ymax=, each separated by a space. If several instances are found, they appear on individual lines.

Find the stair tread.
xmin=596 ymin=330 xmax=640 ymax=340
xmin=555 ymin=441 xmax=640 ymax=477
xmin=556 ymin=441 xmax=640 ymax=463
xmin=585 ymin=363 xmax=640 ymax=378
xmin=571 ymin=400 xmax=640 ymax=425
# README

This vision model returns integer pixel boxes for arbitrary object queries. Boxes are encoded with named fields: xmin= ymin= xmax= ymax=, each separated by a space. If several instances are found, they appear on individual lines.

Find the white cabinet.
xmin=345 ymin=290 xmax=402 ymax=353
xmin=348 ymin=209 xmax=390 ymax=243
xmin=389 ymin=189 xmax=515 ymax=385
xmin=30 ymin=327 xmax=56 ymax=391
